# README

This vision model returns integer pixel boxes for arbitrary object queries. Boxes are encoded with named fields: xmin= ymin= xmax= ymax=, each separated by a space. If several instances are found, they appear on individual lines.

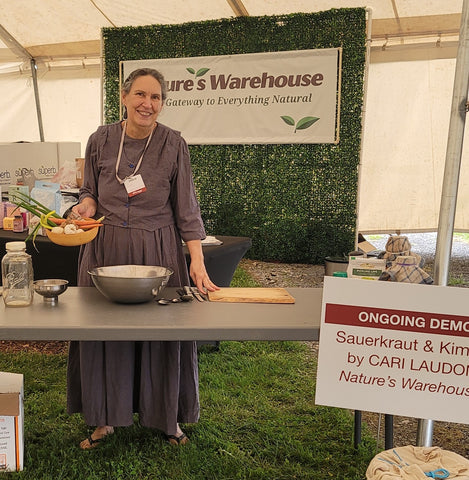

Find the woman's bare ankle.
xmin=91 ymin=425 xmax=114 ymax=438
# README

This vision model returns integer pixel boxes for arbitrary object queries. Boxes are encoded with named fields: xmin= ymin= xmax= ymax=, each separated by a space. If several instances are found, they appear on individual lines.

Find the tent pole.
xmin=355 ymin=7 xmax=373 ymax=247
xmin=0 ymin=26 xmax=45 ymax=142
xmin=30 ymin=59 xmax=45 ymax=142
xmin=417 ymin=0 xmax=469 ymax=447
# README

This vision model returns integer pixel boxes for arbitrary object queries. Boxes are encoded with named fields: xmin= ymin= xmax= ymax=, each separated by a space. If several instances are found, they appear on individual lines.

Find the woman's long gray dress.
xmin=66 ymin=122 xmax=206 ymax=436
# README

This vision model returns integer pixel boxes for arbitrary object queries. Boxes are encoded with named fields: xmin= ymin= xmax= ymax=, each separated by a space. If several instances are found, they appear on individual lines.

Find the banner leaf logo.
xmin=281 ymin=115 xmax=320 ymax=132
xmin=281 ymin=115 xmax=295 ymax=126
xmin=296 ymin=116 xmax=320 ymax=131
xmin=186 ymin=67 xmax=210 ymax=77
xmin=195 ymin=68 xmax=210 ymax=77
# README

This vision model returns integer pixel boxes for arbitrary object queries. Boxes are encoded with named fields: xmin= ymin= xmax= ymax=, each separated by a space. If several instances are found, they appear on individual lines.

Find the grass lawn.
xmin=0 ymin=267 xmax=377 ymax=479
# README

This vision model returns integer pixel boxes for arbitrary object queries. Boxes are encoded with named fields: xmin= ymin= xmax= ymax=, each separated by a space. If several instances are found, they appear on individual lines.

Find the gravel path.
xmin=241 ymin=232 xmax=469 ymax=289
xmin=366 ymin=232 xmax=469 ymax=260
xmin=365 ymin=232 xmax=469 ymax=286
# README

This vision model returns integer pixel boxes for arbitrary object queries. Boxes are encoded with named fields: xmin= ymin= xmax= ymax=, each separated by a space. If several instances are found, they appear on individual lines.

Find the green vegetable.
xmin=9 ymin=191 xmax=62 ymax=226
xmin=9 ymin=191 xmax=64 ymax=249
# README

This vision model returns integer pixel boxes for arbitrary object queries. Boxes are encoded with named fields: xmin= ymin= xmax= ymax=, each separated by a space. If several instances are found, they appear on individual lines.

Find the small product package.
xmin=4 ymin=203 xmax=18 ymax=218
xmin=7 ymin=186 xmax=29 ymax=203
xmin=0 ymin=372 xmax=24 ymax=472
xmin=2 ymin=217 xmax=14 ymax=231
xmin=0 ymin=202 xmax=5 ymax=227
xmin=347 ymin=257 xmax=386 ymax=280
xmin=30 ymin=181 xmax=61 ymax=214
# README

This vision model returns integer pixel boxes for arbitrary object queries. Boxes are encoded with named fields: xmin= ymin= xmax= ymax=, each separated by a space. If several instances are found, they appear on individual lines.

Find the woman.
xmin=67 ymin=68 xmax=219 ymax=448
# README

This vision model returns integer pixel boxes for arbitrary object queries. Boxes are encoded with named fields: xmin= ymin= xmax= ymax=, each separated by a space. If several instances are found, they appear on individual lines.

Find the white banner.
xmin=316 ymin=277 xmax=469 ymax=424
xmin=122 ymin=48 xmax=341 ymax=145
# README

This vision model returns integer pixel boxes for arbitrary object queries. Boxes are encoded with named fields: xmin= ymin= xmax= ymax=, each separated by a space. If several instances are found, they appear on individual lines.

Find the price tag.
xmin=124 ymin=174 xmax=146 ymax=197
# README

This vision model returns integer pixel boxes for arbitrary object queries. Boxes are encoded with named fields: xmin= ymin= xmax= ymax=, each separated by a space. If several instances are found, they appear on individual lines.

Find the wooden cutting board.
xmin=208 ymin=287 xmax=295 ymax=304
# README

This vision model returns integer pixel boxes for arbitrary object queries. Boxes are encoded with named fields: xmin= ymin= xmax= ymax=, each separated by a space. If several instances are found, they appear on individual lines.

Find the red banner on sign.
xmin=325 ymin=303 xmax=469 ymax=338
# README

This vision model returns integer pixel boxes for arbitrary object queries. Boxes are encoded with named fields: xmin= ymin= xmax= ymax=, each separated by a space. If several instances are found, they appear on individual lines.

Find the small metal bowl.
xmin=33 ymin=279 xmax=69 ymax=305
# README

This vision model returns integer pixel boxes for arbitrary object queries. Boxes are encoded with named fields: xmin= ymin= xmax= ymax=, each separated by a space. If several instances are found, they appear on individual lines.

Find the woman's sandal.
xmin=80 ymin=427 xmax=114 ymax=450
xmin=165 ymin=432 xmax=189 ymax=446
xmin=81 ymin=435 xmax=103 ymax=450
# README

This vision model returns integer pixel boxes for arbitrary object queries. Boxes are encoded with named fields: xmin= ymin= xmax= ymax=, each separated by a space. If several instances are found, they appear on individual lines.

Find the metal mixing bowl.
xmin=88 ymin=265 xmax=173 ymax=304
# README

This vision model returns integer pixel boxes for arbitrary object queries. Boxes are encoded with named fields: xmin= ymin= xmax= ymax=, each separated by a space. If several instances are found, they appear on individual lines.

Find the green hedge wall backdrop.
xmin=102 ymin=9 xmax=366 ymax=263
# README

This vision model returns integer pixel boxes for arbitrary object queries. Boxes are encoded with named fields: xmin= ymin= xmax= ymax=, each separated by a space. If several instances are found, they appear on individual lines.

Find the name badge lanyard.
xmin=115 ymin=120 xmax=155 ymax=185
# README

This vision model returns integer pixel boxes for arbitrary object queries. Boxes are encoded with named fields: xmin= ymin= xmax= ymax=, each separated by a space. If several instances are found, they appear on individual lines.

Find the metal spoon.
xmin=158 ymin=297 xmax=185 ymax=305
xmin=157 ymin=298 xmax=172 ymax=305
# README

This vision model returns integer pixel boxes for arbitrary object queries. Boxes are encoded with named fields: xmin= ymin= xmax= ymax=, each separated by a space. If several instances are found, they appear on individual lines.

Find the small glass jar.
xmin=1 ymin=241 xmax=34 ymax=307
xmin=13 ymin=215 xmax=24 ymax=233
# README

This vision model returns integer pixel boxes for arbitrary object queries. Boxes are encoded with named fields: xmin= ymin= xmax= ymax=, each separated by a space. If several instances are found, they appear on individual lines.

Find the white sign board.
xmin=122 ymin=48 xmax=341 ymax=145
xmin=316 ymin=277 xmax=469 ymax=424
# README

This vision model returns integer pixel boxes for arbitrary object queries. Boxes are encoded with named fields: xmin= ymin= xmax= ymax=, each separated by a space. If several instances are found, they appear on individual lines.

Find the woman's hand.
xmin=72 ymin=197 xmax=97 ymax=219
xmin=189 ymin=258 xmax=219 ymax=293
xmin=186 ymin=240 xmax=220 ymax=293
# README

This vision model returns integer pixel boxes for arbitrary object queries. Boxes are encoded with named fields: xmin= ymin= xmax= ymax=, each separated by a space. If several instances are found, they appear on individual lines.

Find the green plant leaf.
xmin=280 ymin=115 xmax=295 ymax=126
xmin=295 ymin=116 xmax=320 ymax=131
xmin=196 ymin=67 xmax=210 ymax=77
xmin=186 ymin=67 xmax=195 ymax=74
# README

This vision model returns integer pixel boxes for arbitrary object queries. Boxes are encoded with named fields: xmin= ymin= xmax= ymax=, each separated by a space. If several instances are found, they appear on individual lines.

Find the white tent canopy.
xmin=0 ymin=0 xmax=466 ymax=233
xmin=0 ymin=0 xmax=463 ymax=71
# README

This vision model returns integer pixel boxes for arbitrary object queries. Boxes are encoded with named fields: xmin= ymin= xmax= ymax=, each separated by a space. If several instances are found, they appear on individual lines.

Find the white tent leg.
xmin=417 ymin=0 xmax=469 ymax=447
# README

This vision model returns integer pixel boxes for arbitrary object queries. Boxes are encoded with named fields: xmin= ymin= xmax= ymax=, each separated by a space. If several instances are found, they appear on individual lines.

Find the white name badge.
xmin=124 ymin=174 xmax=146 ymax=197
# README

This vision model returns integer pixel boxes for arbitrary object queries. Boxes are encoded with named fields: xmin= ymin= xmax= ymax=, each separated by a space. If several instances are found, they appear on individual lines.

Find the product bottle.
xmin=13 ymin=215 xmax=24 ymax=233
xmin=1 ymin=241 xmax=34 ymax=307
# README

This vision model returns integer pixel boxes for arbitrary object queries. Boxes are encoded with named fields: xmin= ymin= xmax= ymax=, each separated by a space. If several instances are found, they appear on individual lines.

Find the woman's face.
xmin=122 ymin=74 xmax=163 ymax=134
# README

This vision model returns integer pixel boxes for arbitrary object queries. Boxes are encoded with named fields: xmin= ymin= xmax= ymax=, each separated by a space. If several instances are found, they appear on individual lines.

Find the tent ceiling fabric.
xmin=0 ymin=0 xmax=463 ymax=70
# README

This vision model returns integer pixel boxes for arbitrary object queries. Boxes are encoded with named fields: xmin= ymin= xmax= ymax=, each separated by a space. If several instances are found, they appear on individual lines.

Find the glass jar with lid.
xmin=1 ymin=241 xmax=34 ymax=307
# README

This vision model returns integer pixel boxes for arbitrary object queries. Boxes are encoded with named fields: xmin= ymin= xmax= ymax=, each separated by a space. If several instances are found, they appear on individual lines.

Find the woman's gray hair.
xmin=122 ymin=68 xmax=167 ymax=101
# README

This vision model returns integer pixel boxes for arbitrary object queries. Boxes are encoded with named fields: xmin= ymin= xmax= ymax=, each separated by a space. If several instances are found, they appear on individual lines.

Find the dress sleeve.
xmin=170 ymin=136 xmax=206 ymax=242
xmin=79 ymin=129 xmax=101 ymax=204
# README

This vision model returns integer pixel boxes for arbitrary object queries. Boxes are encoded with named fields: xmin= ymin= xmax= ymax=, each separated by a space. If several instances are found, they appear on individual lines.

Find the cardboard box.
xmin=357 ymin=239 xmax=378 ymax=255
xmin=0 ymin=372 xmax=24 ymax=472
xmin=0 ymin=142 xmax=81 ymax=187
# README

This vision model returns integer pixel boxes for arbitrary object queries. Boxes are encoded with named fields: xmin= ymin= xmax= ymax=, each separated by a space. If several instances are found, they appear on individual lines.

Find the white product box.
xmin=0 ymin=142 xmax=81 ymax=187
xmin=347 ymin=257 xmax=386 ymax=280
xmin=0 ymin=372 xmax=24 ymax=472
